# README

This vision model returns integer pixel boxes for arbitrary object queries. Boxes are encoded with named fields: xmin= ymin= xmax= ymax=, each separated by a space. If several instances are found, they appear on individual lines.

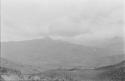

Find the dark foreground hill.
xmin=95 ymin=61 xmax=125 ymax=81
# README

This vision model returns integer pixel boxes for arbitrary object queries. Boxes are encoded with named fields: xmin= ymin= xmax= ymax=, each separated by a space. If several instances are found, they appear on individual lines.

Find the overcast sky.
xmin=1 ymin=0 xmax=124 ymax=45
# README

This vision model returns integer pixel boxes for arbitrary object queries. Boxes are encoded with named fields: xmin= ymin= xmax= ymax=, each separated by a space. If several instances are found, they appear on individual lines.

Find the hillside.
xmin=27 ymin=60 xmax=125 ymax=81
xmin=96 ymin=60 xmax=125 ymax=81
xmin=1 ymin=37 xmax=124 ymax=71
xmin=0 ymin=58 xmax=40 ymax=74
xmin=0 ymin=58 xmax=125 ymax=81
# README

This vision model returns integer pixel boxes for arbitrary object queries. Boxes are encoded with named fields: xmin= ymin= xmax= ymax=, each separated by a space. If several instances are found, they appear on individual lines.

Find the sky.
xmin=1 ymin=0 xmax=124 ymax=45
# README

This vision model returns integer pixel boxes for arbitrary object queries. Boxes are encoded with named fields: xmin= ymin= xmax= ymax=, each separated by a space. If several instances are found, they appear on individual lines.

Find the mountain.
xmin=1 ymin=37 xmax=124 ymax=71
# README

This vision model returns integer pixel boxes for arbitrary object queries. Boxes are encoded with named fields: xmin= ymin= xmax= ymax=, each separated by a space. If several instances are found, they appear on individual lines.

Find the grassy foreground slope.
xmin=0 ymin=57 xmax=125 ymax=81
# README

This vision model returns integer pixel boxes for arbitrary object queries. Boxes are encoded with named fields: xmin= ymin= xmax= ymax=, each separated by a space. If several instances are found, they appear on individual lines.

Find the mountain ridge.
xmin=1 ymin=37 xmax=124 ymax=71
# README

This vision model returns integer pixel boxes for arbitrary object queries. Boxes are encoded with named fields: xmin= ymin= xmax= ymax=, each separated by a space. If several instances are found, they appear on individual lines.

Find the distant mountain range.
xmin=1 ymin=37 xmax=124 ymax=71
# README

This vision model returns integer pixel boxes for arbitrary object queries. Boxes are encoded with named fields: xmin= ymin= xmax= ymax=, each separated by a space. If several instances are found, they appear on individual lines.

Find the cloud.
xmin=48 ymin=0 xmax=124 ymax=38
xmin=50 ymin=26 xmax=123 ymax=46
xmin=1 ymin=0 xmax=124 ymax=43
